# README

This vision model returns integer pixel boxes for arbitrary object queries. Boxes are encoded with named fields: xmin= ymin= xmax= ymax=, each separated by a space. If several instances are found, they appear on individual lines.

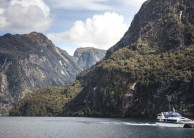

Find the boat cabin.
xmin=157 ymin=112 xmax=182 ymax=123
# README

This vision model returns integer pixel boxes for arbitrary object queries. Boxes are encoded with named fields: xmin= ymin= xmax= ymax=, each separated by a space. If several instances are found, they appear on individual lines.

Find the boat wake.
xmin=123 ymin=122 xmax=157 ymax=127
xmin=98 ymin=121 xmax=157 ymax=126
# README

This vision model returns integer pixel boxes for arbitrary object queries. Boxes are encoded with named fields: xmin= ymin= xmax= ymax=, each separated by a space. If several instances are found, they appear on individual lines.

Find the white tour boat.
xmin=156 ymin=109 xmax=194 ymax=128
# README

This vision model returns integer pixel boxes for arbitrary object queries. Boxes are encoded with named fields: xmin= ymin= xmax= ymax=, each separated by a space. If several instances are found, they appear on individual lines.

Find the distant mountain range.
xmin=10 ymin=0 xmax=194 ymax=117
xmin=0 ymin=32 xmax=106 ymax=115
xmin=74 ymin=47 xmax=106 ymax=70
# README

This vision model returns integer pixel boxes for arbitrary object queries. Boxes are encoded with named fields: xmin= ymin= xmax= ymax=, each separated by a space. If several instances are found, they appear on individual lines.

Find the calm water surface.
xmin=0 ymin=117 xmax=193 ymax=138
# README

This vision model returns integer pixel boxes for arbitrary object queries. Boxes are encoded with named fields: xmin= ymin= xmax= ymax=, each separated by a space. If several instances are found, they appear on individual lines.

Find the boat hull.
xmin=156 ymin=122 xmax=185 ymax=128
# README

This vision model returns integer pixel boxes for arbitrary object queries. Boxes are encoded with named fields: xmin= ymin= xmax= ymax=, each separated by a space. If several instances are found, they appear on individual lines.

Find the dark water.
xmin=0 ymin=117 xmax=194 ymax=138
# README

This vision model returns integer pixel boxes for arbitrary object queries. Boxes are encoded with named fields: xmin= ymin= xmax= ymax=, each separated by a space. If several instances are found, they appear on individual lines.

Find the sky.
xmin=0 ymin=0 xmax=146 ymax=55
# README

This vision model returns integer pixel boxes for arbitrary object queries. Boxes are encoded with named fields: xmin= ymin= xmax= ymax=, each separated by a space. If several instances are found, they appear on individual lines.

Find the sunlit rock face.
xmin=74 ymin=47 xmax=106 ymax=70
xmin=0 ymin=32 xmax=82 ymax=115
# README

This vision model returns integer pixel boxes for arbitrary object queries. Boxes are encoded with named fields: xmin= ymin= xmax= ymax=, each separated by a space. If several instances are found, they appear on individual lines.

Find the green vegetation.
xmin=10 ymin=81 xmax=83 ymax=116
xmin=59 ymin=46 xmax=194 ymax=117
xmin=10 ymin=45 xmax=194 ymax=117
xmin=107 ymin=47 xmax=194 ymax=86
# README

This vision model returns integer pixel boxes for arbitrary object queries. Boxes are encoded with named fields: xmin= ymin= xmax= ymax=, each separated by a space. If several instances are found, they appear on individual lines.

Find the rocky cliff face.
xmin=0 ymin=32 xmax=82 ymax=115
xmin=10 ymin=0 xmax=194 ymax=117
xmin=74 ymin=47 xmax=106 ymax=70
xmin=107 ymin=0 xmax=194 ymax=57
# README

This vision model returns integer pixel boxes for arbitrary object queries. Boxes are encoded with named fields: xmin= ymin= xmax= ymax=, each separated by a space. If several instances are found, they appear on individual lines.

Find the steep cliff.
xmin=74 ymin=47 xmax=106 ymax=70
xmin=0 ymin=32 xmax=81 ymax=115
xmin=10 ymin=0 xmax=194 ymax=117
xmin=107 ymin=0 xmax=194 ymax=57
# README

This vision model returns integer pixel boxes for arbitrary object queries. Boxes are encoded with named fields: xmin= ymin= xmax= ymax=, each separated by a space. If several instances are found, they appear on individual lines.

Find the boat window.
xmin=169 ymin=112 xmax=181 ymax=117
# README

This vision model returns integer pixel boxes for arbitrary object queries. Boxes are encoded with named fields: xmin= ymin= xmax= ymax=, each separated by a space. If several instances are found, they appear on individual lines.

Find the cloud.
xmin=125 ymin=0 xmax=146 ymax=4
xmin=110 ymin=0 xmax=146 ymax=9
xmin=47 ymin=0 xmax=111 ymax=11
xmin=0 ymin=0 xmax=9 ymax=8
xmin=123 ymin=0 xmax=147 ymax=7
xmin=47 ymin=0 xmax=146 ymax=11
xmin=47 ymin=12 xmax=128 ymax=53
xmin=0 ymin=0 xmax=52 ymax=33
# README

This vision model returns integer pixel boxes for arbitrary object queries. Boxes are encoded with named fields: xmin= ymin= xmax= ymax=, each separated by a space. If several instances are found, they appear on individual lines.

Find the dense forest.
xmin=10 ymin=46 xmax=194 ymax=117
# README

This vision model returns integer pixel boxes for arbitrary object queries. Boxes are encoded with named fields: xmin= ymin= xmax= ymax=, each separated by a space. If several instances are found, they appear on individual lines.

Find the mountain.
xmin=10 ymin=0 xmax=194 ymax=117
xmin=0 ymin=32 xmax=106 ymax=115
xmin=74 ymin=47 xmax=106 ymax=70
xmin=0 ymin=32 xmax=82 ymax=115
xmin=106 ymin=0 xmax=194 ymax=57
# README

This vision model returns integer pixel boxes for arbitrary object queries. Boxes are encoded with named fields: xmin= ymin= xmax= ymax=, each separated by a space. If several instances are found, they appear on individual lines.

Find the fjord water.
xmin=0 ymin=117 xmax=193 ymax=138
